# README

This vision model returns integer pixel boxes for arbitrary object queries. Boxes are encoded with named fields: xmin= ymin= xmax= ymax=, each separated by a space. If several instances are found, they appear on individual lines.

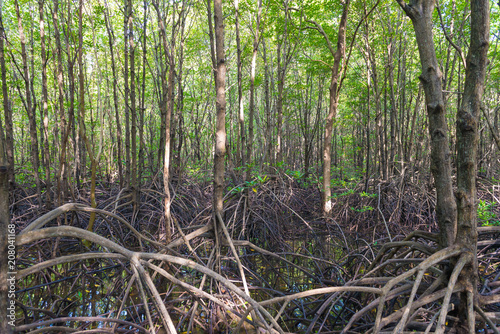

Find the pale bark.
xmin=153 ymin=0 xmax=174 ymax=243
xmin=213 ymin=0 xmax=227 ymax=239
xmin=309 ymin=1 xmax=349 ymax=215
xmin=246 ymin=0 xmax=262 ymax=184
xmin=39 ymin=0 xmax=51 ymax=208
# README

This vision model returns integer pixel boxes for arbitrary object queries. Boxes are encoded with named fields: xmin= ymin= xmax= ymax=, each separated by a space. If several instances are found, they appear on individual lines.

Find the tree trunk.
xmin=0 ymin=110 xmax=12 ymax=334
xmin=15 ymin=0 xmax=41 ymax=205
xmin=234 ymin=0 xmax=245 ymax=169
xmin=396 ymin=0 xmax=456 ymax=248
xmin=275 ymin=2 xmax=295 ymax=165
xmin=128 ymin=0 xmax=138 ymax=206
xmin=321 ymin=1 xmax=349 ymax=215
xmin=455 ymin=0 xmax=489 ymax=330
xmin=0 ymin=4 xmax=11 ymax=331
xmin=39 ymin=0 xmax=52 ymax=208
xmin=104 ymin=0 xmax=123 ymax=188
xmin=124 ymin=0 xmax=131 ymax=187
xmin=77 ymin=0 xmax=97 ymax=234
xmin=53 ymin=0 xmax=69 ymax=204
xmin=139 ymin=0 xmax=147 ymax=187
xmin=262 ymin=38 xmax=272 ymax=167
xmin=64 ymin=1 xmax=77 ymax=196
xmin=246 ymin=0 xmax=262 ymax=187
xmin=153 ymin=0 xmax=174 ymax=244
xmin=0 ymin=8 xmax=13 ymax=186
xmin=212 ymin=0 xmax=227 ymax=240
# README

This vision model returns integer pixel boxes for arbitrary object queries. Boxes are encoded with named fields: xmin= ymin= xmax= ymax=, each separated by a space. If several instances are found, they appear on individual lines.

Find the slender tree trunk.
xmin=276 ymin=40 xmax=284 ymax=164
xmin=124 ymin=0 xmax=131 ymax=187
xmin=153 ymin=1 xmax=174 ymax=244
xmin=0 ymin=2 xmax=12 ymax=330
xmin=175 ymin=3 xmax=188 ymax=178
xmin=53 ymin=0 xmax=69 ymax=204
xmin=0 ymin=108 xmax=11 ymax=334
xmin=0 ymin=9 xmax=13 ymax=186
xmin=321 ymin=1 xmax=349 ymax=215
xmin=39 ymin=0 xmax=52 ymax=208
xmin=212 ymin=0 xmax=227 ymax=240
xmin=128 ymin=0 xmax=138 ymax=206
xmin=262 ymin=38 xmax=272 ymax=167
xmin=139 ymin=0 xmax=147 ymax=186
xmin=66 ymin=1 xmax=77 ymax=196
xmin=77 ymin=0 xmax=97 ymax=231
xmin=388 ymin=44 xmax=397 ymax=176
xmin=234 ymin=0 xmax=245 ymax=169
xmin=104 ymin=0 xmax=123 ymax=188
xmin=275 ymin=2 xmax=295 ymax=165
xmin=15 ymin=0 xmax=41 ymax=204
xmin=365 ymin=53 xmax=371 ymax=190
xmin=408 ymin=85 xmax=422 ymax=169
xmin=246 ymin=0 xmax=262 ymax=185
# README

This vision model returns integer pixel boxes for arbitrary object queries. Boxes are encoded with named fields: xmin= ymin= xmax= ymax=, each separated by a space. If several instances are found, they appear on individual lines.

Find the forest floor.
xmin=11 ymin=172 xmax=500 ymax=333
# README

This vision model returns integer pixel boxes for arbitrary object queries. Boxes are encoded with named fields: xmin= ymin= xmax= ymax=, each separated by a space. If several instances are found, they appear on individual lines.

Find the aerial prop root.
xmin=16 ymin=225 xmax=284 ymax=334
xmin=340 ymin=242 xmax=498 ymax=334
xmin=20 ymin=203 xmax=167 ymax=249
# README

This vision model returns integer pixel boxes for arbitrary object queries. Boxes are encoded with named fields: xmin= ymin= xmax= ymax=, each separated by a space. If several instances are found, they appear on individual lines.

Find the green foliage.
xmin=350 ymin=205 xmax=374 ymax=213
xmin=285 ymin=169 xmax=304 ymax=180
xmin=477 ymin=199 xmax=499 ymax=226
xmin=330 ymin=188 xmax=354 ymax=199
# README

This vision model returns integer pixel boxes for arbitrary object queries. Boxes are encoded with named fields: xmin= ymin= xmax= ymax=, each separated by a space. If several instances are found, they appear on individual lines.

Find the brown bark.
xmin=77 ymin=0 xmax=98 ymax=232
xmin=0 ymin=118 xmax=12 ymax=334
xmin=124 ymin=0 xmax=131 ymax=186
xmin=153 ymin=0 xmax=173 ymax=243
xmin=262 ymin=38 xmax=272 ymax=166
xmin=15 ymin=0 xmax=41 ymax=204
xmin=0 ymin=8 xmax=13 ymax=186
xmin=174 ymin=3 xmax=188 ymax=178
xmin=53 ymin=0 xmax=69 ymax=204
xmin=139 ymin=0 xmax=147 ymax=186
xmin=234 ymin=0 xmax=245 ymax=169
xmin=307 ymin=1 xmax=349 ymax=215
xmin=408 ymin=85 xmax=423 ymax=170
xmin=482 ymin=107 xmax=500 ymax=151
xmin=455 ymin=0 xmax=489 ymax=330
xmin=275 ymin=1 xmax=297 ymax=164
xmin=65 ymin=0 xmax=77 ymax=195
xmin=128 ymin=0 xmax=138 ymax=205
xmin=0 ymin=6 xmax=12 ymax=330
xmin=388 ymin=41 xmax=397 ymax=176
xmin=104 ymin=0 xmax=123 ymax=188
xmin=396 ymin=0 xmax=456 ymax=247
